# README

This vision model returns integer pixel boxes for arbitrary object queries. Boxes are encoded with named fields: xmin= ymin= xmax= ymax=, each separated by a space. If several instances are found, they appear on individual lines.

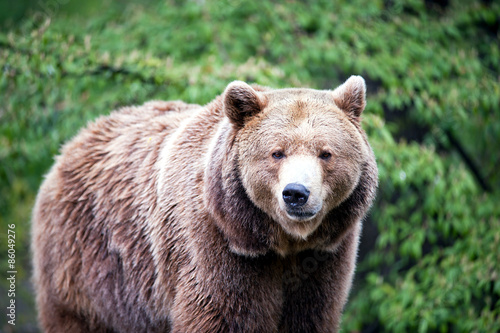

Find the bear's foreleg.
xmin=170 ymin=252 xmax=283 ymax=333
xmin=280 ymin=232 xmax=359 ymax=333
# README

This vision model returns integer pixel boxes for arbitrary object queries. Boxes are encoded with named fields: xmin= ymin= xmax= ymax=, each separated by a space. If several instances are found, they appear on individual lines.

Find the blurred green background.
xmin=1 ymin=0 xmax=499 ymax=332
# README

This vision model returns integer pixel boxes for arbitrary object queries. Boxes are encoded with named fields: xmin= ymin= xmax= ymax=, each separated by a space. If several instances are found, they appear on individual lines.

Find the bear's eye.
xmin=319 ymin=152 xmax=332 ymax=160
xmin=272 ymin=151 xmax=285 ymax=160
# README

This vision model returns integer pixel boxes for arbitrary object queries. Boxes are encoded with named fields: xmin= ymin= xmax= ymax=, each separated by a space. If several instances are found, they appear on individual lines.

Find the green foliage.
xmin=1 ymin=0 xmax=499 ymax=331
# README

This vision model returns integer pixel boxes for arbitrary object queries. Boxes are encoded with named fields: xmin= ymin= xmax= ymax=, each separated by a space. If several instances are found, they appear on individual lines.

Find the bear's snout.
xmin=275 ymin=155 xmax=325 ymax=224
xmin=282 ymin=183 xmax=310 ymax=207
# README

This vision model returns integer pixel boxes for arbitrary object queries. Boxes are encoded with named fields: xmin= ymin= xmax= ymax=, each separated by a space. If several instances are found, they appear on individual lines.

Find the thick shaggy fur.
xmin=32 ymin=77 xmax=378 ymax=333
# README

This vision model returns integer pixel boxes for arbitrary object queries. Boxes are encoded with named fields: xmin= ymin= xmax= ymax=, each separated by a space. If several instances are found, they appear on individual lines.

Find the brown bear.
xmin=32 ymin=76 xmax=378 ymax=333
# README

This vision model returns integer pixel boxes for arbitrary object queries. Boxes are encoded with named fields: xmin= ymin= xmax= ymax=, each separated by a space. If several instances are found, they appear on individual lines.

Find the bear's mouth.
xmin=285 ymin=208 xmax=317 ymax=221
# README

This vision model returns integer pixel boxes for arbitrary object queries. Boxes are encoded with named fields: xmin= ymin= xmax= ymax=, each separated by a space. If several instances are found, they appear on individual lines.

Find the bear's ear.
xmin=332 ymin=75 xmax=366 ymax=121
xmin=224 ymin=81 xmax=264 ymax=127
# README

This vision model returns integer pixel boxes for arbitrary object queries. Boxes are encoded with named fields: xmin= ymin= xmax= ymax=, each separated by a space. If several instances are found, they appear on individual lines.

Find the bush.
xmin=1 ymin=0 xmax=498 ymax=331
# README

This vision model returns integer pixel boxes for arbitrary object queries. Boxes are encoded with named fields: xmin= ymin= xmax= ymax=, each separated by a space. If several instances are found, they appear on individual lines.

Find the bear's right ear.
xmin=224 ymin=81 xmax=264 ymax=127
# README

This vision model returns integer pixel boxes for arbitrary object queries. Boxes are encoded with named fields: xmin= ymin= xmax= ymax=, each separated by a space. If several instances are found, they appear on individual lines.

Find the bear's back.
xmin=31 ymin=100 xmax=200 ymax=332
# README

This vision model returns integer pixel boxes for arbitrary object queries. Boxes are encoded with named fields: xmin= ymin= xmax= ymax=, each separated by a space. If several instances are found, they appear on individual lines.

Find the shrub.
xmin=1 ymin=0 xmax=498 ymax=331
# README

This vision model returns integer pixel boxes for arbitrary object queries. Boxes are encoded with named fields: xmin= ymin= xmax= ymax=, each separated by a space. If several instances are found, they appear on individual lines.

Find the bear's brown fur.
xmin=32 ymin=76 xmax=378 ymax=333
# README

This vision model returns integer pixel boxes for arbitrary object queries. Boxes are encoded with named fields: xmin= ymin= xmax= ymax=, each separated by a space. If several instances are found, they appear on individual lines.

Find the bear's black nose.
xmin=282 ymin=183 xmax=310 ymax=207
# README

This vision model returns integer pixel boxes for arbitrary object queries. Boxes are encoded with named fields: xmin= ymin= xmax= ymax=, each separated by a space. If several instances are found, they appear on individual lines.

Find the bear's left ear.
xmin=332 ymin=75 xmax=366 ymax=121
xmin=224 ymin=81 xmax=264 ymax=127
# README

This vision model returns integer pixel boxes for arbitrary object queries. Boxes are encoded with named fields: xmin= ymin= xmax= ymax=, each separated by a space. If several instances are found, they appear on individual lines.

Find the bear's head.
xmin=205 ymin=77 xmax=377 ymax=256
